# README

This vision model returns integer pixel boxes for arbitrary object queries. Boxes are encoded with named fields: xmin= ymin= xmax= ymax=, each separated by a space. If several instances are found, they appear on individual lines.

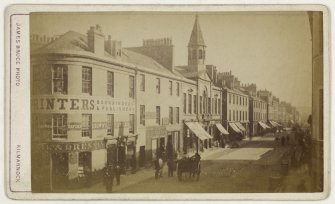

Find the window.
xmin=176 ymin=82 xmax=180 ymax=96
xmin=52 ymin=114 xmax=67 ymax=139
xmin=52 ymin=65 xmax=67 ymax=94
xmin=169 ymin=81 xmax=173 ymax=95
xmin=176 ymin=107 xmax=180 ymax=123
xmin=107 ymin=114 xmax=114 ymax=136
xmin=240 ymin=111 xmax=242 ymax=121
xmin=82 ymin=67 xmax=92 ymax=95
xmin=199 ymin=49 xmax=203 ymax=59
xmin=229 ymin=94 xmax=231 ymax=104
xmin=129 ymin=114 xmax=135 ymax=133
xmin=156 ymin=78 xmax=160 ymax=94
xmin=82 ymin=114 xmax=92 ymax=137
xmin=107 ymin=71 xmax=114 ymax=97
xmin=129 ymin=75 xmax=135 ymax=98
xmin=192 ymin=49 xmax=196 ymax=59
xmin=193 ymin=95 xmax=197 ymax=114
xmin=156 ymin=106 xmax=160 ymax=125
xmin=208 ymin=98 xmax=211 ymax=114
xmin=140 ymin=105 xmax=145 ymax=125
xmin=183 ymin=93 xmax=187 ymax=113
xmin=140 ymin=74 xmax=145 ymax=91
xmin=233 ymin=95 xmax=235 ymax=104
xmin=215 ymin=98 xmax=218 ymax=114
xmin=169 ymin=107 xmax=173 ymax=124
xmin=218 ymin=99 xmax=221 ymax=114
xmin=188 ymin=94 xmax=192 ymax=114
xmin=239 ymin=96 xmax=241 ymax=105
xmin=200 ymin=96 xmax=203 ymax=114
xmin=233 ymin=110 xmax=235 ymax=120
xmin=229 ymin=110 xmax=231 ymax=121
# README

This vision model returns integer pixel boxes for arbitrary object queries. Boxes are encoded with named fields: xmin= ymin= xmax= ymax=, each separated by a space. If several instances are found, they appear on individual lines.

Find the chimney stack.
xmin=87 ymin=24 xmax=105 ymax=56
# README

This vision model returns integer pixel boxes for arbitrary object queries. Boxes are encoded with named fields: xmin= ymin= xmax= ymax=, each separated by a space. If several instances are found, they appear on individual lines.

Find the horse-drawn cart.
xmin=176 ymin=153 xmax=201 ymax=181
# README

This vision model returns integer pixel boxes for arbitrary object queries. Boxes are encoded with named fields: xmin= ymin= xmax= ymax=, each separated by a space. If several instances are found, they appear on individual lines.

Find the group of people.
xmin=103 ymin=162 xmax=121 ymax=192
xmin=155 ymin=140 xmax=178 ymax=179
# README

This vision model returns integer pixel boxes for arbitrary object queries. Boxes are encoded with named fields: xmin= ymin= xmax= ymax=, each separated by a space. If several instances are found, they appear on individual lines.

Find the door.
xmin=51 ymin=152 xmax=68 ymax=190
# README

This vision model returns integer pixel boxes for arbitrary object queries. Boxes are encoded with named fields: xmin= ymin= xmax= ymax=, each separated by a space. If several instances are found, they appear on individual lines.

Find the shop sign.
xmin=32 ymin=95 xmax=135 ymax=114
xmin=146 ymin=126 xmax=167 ymax=137
xmin=38 ymin=121 xmax=129 ymax=130
xmin=43 ymin=140 xmax=105 ymax=152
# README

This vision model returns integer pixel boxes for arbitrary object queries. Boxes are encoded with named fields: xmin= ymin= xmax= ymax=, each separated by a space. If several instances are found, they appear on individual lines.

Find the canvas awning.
xmin=215 ymin=123 xmax=229 ymax=135
xmin=258 ymin=121 xmax=269 ymax=129
xmin=235 ymin=122 xmax=246 ymax=132
xmin=269 ymin=121 xmax=278 ymax=127
xmin=229 ymin=123 xmax=242 ymax=134
xmin=185 ymin=122 xmax=213 ymax=140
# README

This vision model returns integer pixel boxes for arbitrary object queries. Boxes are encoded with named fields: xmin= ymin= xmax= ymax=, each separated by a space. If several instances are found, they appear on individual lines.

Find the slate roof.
xmin=32 ymin=31 xmax=181 ymax=79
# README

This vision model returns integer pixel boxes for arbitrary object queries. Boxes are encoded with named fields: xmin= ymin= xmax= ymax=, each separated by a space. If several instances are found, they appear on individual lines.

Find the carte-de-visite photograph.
xmin=30 ymin=11 xmax=325 ymax=194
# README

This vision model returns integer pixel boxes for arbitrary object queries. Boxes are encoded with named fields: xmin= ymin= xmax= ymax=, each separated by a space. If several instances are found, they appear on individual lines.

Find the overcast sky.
xmin=31 ymin=12 xmax=312 ymax=108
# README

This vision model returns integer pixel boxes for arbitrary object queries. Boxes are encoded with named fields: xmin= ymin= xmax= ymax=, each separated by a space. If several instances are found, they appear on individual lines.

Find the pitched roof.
xmin=32 ymin=31 xmax=181 ymax=79
xmin=188 ymin=15 xmax=206 ymax=47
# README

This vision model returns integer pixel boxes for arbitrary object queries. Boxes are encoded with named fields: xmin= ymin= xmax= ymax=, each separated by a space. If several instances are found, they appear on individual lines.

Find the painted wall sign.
xmin=43 ymin=140 xmax=105 ymax=152
xmin=38 ymin=121 xmax=130 ymax=130
xmin=32 ymin=95 xmax=135 ymax=113
xmin=146 ymin=126 xmax=167 ymax=137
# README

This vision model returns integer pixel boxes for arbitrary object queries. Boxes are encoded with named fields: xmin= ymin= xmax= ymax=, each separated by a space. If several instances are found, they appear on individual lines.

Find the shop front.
xmin=184 ymin=122 xmax=213 ymax=154
xmin=215 ymin=123 xmax=229 ymax=147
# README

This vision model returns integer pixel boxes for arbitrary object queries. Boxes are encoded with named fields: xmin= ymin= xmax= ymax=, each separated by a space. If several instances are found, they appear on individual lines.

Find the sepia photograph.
xmin=28 ymin=10 xmax=324 ymax=195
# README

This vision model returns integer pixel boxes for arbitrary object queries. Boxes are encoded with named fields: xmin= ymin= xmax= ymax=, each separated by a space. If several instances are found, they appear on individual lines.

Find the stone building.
xmin=242 ymin=84 xmax=269 ymax=136
xmin=217 ymin=71 xmax=249 ymax=139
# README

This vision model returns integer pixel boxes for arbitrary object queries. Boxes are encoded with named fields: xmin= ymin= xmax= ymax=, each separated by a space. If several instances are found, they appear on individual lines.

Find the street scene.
xmin=30 ymin=11 xmax=323 ymax=194
xmin=59 ymin=131 xmax=312 ymax=193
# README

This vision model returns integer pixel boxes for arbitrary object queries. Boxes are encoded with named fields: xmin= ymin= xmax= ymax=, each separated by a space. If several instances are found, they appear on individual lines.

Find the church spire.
xmin=188 ymin=14 xmax=206 ymax=72
xmin=188 ymin=14 xmax=206 ymax=47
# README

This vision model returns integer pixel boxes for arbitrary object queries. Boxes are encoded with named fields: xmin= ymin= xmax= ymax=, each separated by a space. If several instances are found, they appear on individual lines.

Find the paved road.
xmin=115 ymin=136 xmax=292 ymax=193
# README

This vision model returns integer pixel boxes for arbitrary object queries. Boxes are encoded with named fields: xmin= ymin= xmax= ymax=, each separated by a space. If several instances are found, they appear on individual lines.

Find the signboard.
xmin=32 ymin=95 xmax=135 ymax=114
xmin=37 ymin=121 xmax=130 ymax=130
xmin=43 ymin=140 xmax=105 ymax=152
xmin=146 ymin=126 xmax=167 ymax=138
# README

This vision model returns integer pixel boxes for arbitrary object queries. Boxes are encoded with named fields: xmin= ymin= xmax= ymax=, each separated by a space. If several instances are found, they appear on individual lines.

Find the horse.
xmin=177 ymin=153 xmax=201 ymax=181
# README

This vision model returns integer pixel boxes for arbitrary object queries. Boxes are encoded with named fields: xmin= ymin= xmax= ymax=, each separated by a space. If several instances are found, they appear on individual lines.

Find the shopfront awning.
xmin=274 ymin=121 xmax=282 ymax=127
xmin=229 ymin=123 xmax=242 ymax=134
xmin=258 ymin=121 xmax=269 ymax=129
xmin=215 ymin=123 xmax=229 ymax=135
xmin=269 ymin=121 xmax=278 ymax=127
xmin=185 ymin=122 xmax=213 ymax=140
xmin=235 ymin=122 xmax=246 ymax=132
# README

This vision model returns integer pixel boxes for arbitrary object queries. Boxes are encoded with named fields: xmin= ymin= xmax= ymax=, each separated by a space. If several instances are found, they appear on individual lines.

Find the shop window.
xmin=156 ymin=106 xmax=160 ymax=125
xmin=52 ymin=114 xmax=67 ymax=139
xmin=107 ymin=114 xmax=114 ymax=136
xmin=140 ymin=74 xmax=145 ymax=92
xmin=78 ymin=152 xmax=91 ymax=172
xmin=140 ymin=105 xmax=145 ymax=125
xmin=129 ymin=114 xmax=135 ymax=134
xmin=82 ymin=114 xmax=92 ymax=138
xmin=169 ymin=80 xmax=173 ymax=95
xmin=82 ymin=67 xmax=92 ymax=95
xmin=169 ymin=107 xmax=173 ymax=124
xmin=52 ymin=64 xmax=68 ymax=94
xmin=107 ymin=71 xmax=114 ymax=97
xmin=129 ymin=75 xmax=135 ymax=99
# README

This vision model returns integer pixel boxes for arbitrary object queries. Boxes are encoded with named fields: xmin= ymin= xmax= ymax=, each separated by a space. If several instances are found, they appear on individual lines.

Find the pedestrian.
xmin=166 ymin=140 xmax=173 ymax=160
xmin=281 ymin=136 xmax=285 ymax=146
xmin=115 ymin=162 xmax=121 ymax=185
xmin=155 ymin=156 xmax=164 ymax=179
xmin=103 ymin=164 xmax=114 ymax=192
xmin=167 ymin=158 xmax=175 ymax=177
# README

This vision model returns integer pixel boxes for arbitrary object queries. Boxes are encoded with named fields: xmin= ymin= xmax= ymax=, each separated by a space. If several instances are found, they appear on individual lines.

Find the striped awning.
xmin=215 ymin=123 xmax=229 ymax=135
xmin=185 ymin=122 xmax=213 ymax=140
xmin=229 ymin=123 xmax=242 ymax=134
xmin=235 ymin=122 xmax=246 ymax=132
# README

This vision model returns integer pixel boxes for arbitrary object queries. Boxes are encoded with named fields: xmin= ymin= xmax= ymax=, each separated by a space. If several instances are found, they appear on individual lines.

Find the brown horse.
xmin=177 ymin=153 xmax=201 ymax=181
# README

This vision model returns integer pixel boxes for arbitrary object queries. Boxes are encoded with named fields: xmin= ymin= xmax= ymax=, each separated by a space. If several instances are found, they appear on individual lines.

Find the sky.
xmin=31 ymin=12 xmax=312 ymax=108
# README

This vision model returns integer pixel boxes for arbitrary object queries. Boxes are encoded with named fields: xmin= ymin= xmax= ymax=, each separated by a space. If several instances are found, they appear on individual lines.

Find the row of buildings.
xmin=31 ymin=15 xmax=300 ymax=192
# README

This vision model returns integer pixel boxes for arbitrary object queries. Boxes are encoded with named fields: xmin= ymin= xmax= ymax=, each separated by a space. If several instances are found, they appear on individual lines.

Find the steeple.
xmin=188 ymin=15 xmax=206 ymax=47
xmin=188 ymin=14 xmax=206 ymax=72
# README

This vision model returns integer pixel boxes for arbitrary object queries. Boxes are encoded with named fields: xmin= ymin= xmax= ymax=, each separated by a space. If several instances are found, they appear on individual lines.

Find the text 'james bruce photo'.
xmin=29 ymin=12 xmax=324 ymax=193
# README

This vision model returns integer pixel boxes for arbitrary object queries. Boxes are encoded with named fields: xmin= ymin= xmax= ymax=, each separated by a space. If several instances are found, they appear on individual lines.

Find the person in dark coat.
xmin=103 ymin=164 xmax=114 ymax=192
xmin=167 ymin=158 xmax=175 ymax=177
